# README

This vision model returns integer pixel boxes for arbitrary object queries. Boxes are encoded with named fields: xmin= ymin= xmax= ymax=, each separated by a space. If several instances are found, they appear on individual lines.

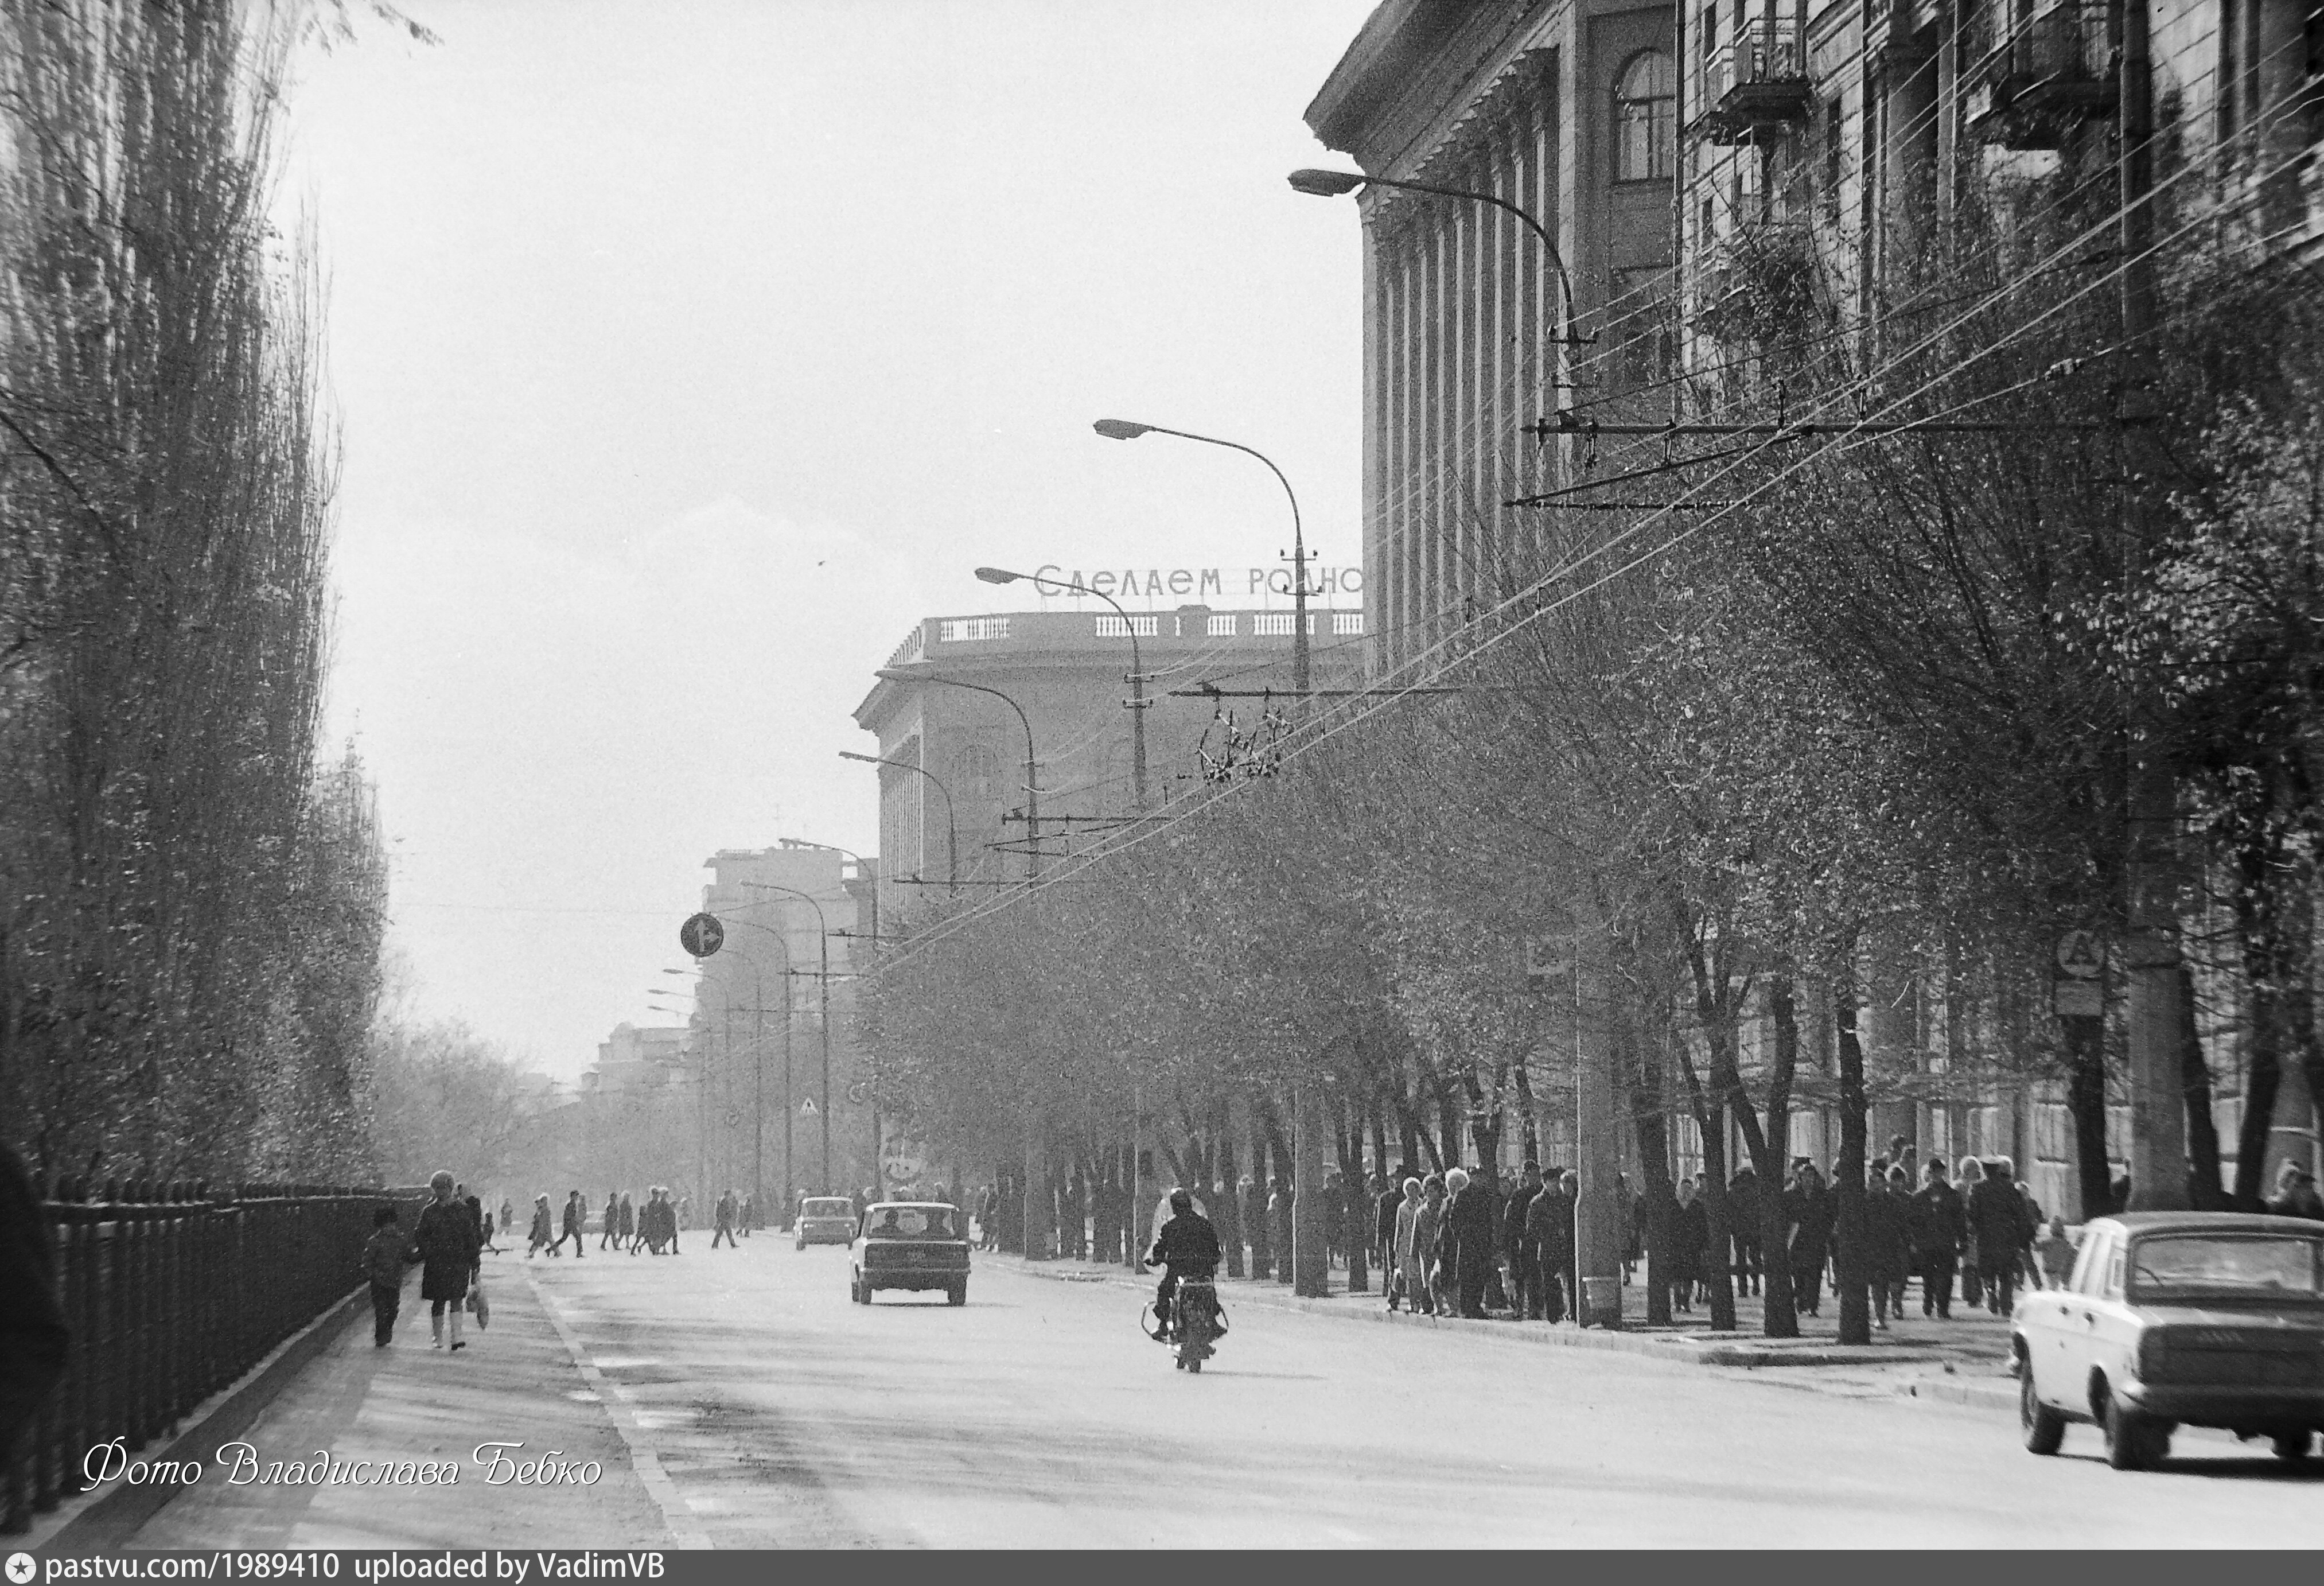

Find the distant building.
xmin=851 ymin=604 xmax=1366 ymax=918
xmin=585 ymin=1022 xmax=688 ymax=1095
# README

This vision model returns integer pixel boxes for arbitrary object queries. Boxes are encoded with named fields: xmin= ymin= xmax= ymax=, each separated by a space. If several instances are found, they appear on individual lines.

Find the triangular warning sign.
xmin=800 ymin=1098 xmax=819 ymax=1115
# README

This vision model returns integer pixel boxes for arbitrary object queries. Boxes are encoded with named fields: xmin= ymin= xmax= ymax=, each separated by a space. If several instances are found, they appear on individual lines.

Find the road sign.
xmin=2056 ymin=929 xmax=2102 ymax=978
xmin=846 ymin=1080 xmax=871 ymax=1106
xmin=799 ymin=1098 xmax=819 ymax=1116
xmin=2055 ymin=979 xmax=2104 ymax=1018
xmin=679 ymin=912 xmax=725 ymax=959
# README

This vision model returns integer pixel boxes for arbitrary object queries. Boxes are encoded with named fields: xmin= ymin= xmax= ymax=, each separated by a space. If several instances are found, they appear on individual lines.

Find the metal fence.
xmin=2 ymin=1176 xmax=430 ymax=1535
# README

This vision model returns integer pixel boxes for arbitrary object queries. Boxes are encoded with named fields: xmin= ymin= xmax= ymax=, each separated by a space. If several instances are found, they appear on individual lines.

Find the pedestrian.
xmin=1998 ymin=1160 xmax=2042 ymax=1290
xmin=1909 ymin=1158 xmax=1965 ymax=1317
xmin=1669 ymin=1177 xmax=1706 ymax=1313
xmin=499 ymin=1198 xmax=514 ymax=1249
xmin=415 ymin=1171 xmax=481 ymax=1351
xmin=361 ymin=1204 xmax=409 ymax=1347
xmin=0 ymin=1140 xmax=67 ymax=1466
xmin=1782 ymin=1160 xmax=1833 ymax=1317
xmin=527 ymin=1194 xmax=552 ymax=1258
xmin=714 ymin=1188 xmax=738 ymax=1249
xmin=600 ymin=1191 xmax=620 ymax=1251
xmin=1527 ymin=1169 xmax=1575 ymax=1324
xmin=1444 ymin=1167 xmax=1494 ymax=1318
xmin=1377 ymin=1165 xmax=1408 ymax=1308
xmin=619 ymin=1191 xmax=637 ymax=1251
xmin=1504 ymin=1161 xmax=1544 ymax=1320
xmin=1967 ymin=1159 xmax=2026 ymax=1314
xmin=2035 ymin=1216 xmax=2078 ymax=1287
xmin=2269 ymin=1163 xmax=2324 ymax=1219
xmin=1415 ymin=1174 xmax=1449 ymax=1315
xmin=1391 ymin=1177 xmax=1426 ymax=1313
xmin=1728 ymin=1164 xmax=1762 ymax=1296
xmin=1866 ymin=1166 xmax=1913 ymax=1329
xmin=553 ymin=1190 xmax=586 ymax=1258
xmin=1954 ymin=1156 xmax=1986 ymax=1307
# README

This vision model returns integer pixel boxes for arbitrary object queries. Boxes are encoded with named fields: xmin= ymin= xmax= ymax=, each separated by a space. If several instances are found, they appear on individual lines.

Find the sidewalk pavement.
xmin=1018 ymin=1254 xmax=2023 ymax=1416
xmin=113 ymin=1257 xmax=680 ymax=1550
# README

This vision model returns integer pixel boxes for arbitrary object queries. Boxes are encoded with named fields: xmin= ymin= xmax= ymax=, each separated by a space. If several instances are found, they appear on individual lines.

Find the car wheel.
xmin=2020 ymin=1368 xmax=2065 ymax=1456
xmin=848 ymin=1276 xmax=862 ymax=1304
xmin=2272 ymin=1430 xmax=2314 ymax=1462
xmin=1186 ymin=1356 xmax=1202 ymax=1374
xmin=795 ymin=1238 xmax=805 ymax=1251
xmin=2104 ymin=1392 xmax=2164 ymax=1471
xmin=947 ymin=1280 xmax=967 ymax=1307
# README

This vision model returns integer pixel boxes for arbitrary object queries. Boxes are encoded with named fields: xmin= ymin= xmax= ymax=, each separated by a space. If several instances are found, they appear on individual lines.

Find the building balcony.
xmin=1965 ymin=2 xmax=2115 ymax=149
xmin=1691 ymin=20 xmax=1812 ymax=145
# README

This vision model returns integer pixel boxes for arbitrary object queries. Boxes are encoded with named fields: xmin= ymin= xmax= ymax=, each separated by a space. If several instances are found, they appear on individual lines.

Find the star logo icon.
xmin=7 ymin=1550 xmax=38 ymax=1585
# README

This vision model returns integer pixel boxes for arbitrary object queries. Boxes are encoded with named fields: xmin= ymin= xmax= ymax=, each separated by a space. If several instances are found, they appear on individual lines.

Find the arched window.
xmin=1613 ymin=50 xmax=1676 ymax=182
xmin=954 ymin=744 xmax=999 ymax=802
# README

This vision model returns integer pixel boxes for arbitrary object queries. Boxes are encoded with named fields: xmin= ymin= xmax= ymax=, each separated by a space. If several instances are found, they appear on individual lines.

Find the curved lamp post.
xmin=1287 ymin=167 xmax=1587 ymax=350
xmin=976 ymin=565 xmax=1148 ymax=811
xmin=1090 ymin=421 xmax=1311 ymax=698
xmin=839 ymin=751 xmax=957 ymax=895
xmin=873 ymin=667 xmax=1041 ymax=879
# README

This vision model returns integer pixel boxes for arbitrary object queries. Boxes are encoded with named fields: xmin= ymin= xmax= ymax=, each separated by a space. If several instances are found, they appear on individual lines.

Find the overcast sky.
xmin=283 ymin=1 xmax=1376 ymax=1076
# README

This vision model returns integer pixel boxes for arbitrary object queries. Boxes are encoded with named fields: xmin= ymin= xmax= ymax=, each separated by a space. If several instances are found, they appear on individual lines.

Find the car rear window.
xmin=803 ymin=1199 xmax=853 ymax=1217
xmin=863 ymin=1207 xmax=956 ymax=1238
xmin=2130 ymin=1234 xmax=2324 ymax=1299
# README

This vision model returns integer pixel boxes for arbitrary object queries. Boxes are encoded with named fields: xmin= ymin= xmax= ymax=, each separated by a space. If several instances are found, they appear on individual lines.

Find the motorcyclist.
xmin=1145 ymin=1187 xmax=1221 ymax=1336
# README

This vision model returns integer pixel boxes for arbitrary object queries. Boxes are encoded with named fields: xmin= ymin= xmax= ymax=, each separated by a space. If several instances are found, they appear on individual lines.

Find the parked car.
xmin=795 ymin=1196 xmax=857 ymax=1249
xmin=850 ymin=1202 xmax=971 ymax=1306
xmin=2014 ymin=1211 xmax=2324 ymax=1470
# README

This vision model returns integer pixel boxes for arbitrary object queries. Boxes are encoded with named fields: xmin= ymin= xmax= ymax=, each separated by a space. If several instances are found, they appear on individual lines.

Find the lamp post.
xmin=975 ymin=565 xmax=1149 ymax=812
xmin=840 ymin=751 xmax=957 ymax=896
xmin=1090 ymin=421 xmax=1311 ymax=699
xmin=873 ymin=668 xmax=1041 ymax=880
xmin=1093 ymin=428 xmax=1328 ymax=1294
xmin=745 ymin=883 xmax=832 ymax=1194
xmin=1287 ymin=166 xmax=1586 ymax=352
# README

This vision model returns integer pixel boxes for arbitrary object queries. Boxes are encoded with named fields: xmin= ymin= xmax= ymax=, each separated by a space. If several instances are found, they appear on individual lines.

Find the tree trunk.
xmin=1671 ymin=1035 xmax=1736 ymax=1330
xmin=1833 ymin=973 xmax=1871 ymax=1346
xmin=1216 ymin=1102 xmax=1243 ymax=1276
xmin=2062 ymin=1011 xmax=2113 ymax=1215
xmin=2179 ymin=966 xmax=2228 ymax=1208
xmin=1627 ymin=1018 xmax=1673 ymax=1327
xmin=1341 ymin=1094 xmax=1369 ymax=1293
xmin=1756 ymin=977 xmax=1802 ymax=1339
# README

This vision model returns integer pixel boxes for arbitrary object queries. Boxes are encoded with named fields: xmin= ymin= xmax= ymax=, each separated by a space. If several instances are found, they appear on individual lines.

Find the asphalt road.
xmin=495 ymin=1237 xmax=2319 ymax=1548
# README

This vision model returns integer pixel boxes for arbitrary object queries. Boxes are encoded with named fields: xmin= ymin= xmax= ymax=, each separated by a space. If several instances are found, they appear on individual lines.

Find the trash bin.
xmin=1581 ymin=1275 xmax=1622 ymax=1329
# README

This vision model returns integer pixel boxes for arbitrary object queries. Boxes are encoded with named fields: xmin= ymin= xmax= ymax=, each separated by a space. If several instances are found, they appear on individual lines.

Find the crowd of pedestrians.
xmin=962 ymin=1135 xmax=2324 ymax=1330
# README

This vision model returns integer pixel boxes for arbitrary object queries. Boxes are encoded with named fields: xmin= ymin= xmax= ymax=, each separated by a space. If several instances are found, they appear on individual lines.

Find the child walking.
xmin=361 ymin=1204 xmax=408 ymax=1347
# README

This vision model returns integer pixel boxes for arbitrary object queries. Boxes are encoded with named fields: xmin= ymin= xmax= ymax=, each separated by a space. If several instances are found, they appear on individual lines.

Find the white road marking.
xmin=525 ymin=1270 xmax=715 ymax=1549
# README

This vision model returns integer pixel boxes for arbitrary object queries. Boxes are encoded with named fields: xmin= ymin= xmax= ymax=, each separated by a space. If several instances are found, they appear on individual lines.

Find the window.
xmin=1207 ymin=613 xmax=1238 ymax=637
xmin=1614 ymin=50 xmax=1676 ymax=182
xmin=1095 ymin=613 xmax=1158 ymax=637
xmin=954 ymin=744 xmax=999 ymax=802
xmin=937 ymin=616 xmax=1010 ymax=643
xmin=1332 ymin=611 xmax=1365 ymax=635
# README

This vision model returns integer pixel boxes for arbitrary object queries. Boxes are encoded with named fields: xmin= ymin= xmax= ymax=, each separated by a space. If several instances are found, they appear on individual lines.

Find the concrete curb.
xmin=19 ymin=1285 xmax=370 ymax=1556
xmin=1014 ymin=1257 xmax=2014 ymax=1407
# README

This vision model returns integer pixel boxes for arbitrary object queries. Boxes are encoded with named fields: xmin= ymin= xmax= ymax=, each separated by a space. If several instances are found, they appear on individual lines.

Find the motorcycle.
xmin=1142 ymin=1276 xmax=1223 ymax=1373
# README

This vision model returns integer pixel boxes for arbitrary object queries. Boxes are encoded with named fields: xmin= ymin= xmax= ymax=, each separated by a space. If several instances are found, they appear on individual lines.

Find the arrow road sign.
xmin=680 ymin=912 xmax=725 ymax=959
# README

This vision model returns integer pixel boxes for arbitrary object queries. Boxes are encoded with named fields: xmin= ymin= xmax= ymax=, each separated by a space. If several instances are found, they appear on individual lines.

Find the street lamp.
xmin=976 ymin=565 xmax=1149 ymax=811
xmin=840 ymin=750 xmax=957 ymax=896
xmin=1090 ymin=421 xmax=1312 ymax=698
xmin=1287 ymin=168 xmax=1587 ymax=351
xmin=745 ymin=883 xmax=834 ymax=1195
xmin=873 ymin=667 xmax=1041 ymax=879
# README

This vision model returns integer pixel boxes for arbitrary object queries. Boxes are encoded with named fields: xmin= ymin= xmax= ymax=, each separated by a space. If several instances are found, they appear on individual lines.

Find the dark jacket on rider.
xmin=1147 ymin=1211 xmax=1221 ymax=1278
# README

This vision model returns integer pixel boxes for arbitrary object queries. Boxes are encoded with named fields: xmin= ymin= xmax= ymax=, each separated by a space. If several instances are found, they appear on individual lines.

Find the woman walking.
xmin=415 ymin=1171 xmax=482 ymax=1352
xmin=618 ymin=1191 xmax=637 ymax=1252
